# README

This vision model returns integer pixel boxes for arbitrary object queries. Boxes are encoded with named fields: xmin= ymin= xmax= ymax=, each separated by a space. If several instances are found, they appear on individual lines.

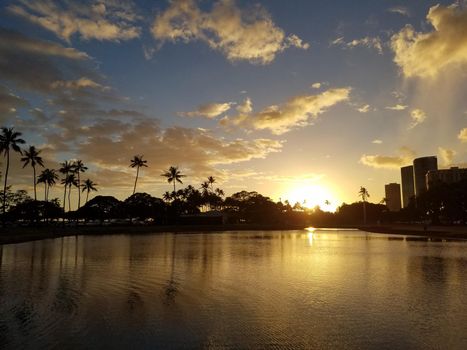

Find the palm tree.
xmin=20 ymin=146 xmax=44 ymax=201
xmin=161 ymin=166 xmax=185 ymax=192
xmin=207 ymin=176 xmax=216 ymax=191
xmin=61 ymin=174 xmax=78 ymax=212
xmin=0 ymin=127 xmax=25 ymax=216
xmin=81 ymin=179 xmax=97 ymax=204
xmin=163 ymin=191 xmax=173 ymax=203
xmin=37 ymin=168 xmax=59 ymax=201
xmin=358 ymin=186 xmax=370 ymax=225
xmin=59 ymin=161 xmax=74 ymax=212
xmin=130 ymin=155 xmax=148 ymax=195
xmin=73 ymin=160 xmax=88 ymax=209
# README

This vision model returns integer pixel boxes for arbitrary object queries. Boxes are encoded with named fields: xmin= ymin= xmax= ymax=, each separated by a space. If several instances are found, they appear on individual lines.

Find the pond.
xmin=1 ymin=229 xmax=466 ymax=349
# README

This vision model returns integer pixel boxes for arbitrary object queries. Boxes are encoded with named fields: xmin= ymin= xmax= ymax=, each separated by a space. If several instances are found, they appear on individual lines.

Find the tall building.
xmin=401 ymin=165 xmax=415 ymax=207
xmin=413 ymin=156 xmax=437 ymax=196
xmin=426 ymin=167 xmax=467 ymax=189
xmin=385 ymin=183 xmax=401 ymax=212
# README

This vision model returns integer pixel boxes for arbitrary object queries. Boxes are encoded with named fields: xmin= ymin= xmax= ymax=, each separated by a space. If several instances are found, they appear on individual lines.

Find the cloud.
xmin=388 ymin=6 xmax=410 ymax=17
xmin=236 ymin=97 xmax=252 ymax=114
xmin=357 ymin=104 xmax=370 ymax=113
xmin=51 ymin=77 xmax=109 ymax=91
xmin=332 ymin=36 xmax=383 ymax=54
xmin=372 ymin=139 xmax=383 ymax=144
xmin=459 ymin=127 xmax=467 ymax=142
xmin=438 ymin=147 xmax=456 ymax=166
xmin=9 ymin=0 xmax=141 ymax=42
xmin=409 ymin=108 xmax=426 ymax=129
xmin=311 ymin=82 xmax=321 ymax=89
xmin=180 ymin=102 xmax=233 ymax=118
xmin=151 ymin=0 xmax=309 ymax=64
xmin=0 ymin=85 xmax=29 ymax=117
xmin=391 ymin=4 xmax=467 ymax=78
xmin=221 ymin=87 xmax=351 ymax=134
xmin=385 ymin=104 xmax=407 ymax=110
xmin=0 ymin=28 xmax=97 ymax=93
xmin=360 ymin=147 xmax=415 ymax=169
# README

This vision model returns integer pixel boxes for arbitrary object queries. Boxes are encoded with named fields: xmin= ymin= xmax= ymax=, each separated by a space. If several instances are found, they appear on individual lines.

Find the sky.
xmin=1 ymin=0 xmax=467 ymax=211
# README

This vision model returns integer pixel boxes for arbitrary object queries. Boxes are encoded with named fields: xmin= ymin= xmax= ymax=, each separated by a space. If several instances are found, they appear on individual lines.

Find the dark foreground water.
xmin=1 ymin=229 xmax=467 ymax=349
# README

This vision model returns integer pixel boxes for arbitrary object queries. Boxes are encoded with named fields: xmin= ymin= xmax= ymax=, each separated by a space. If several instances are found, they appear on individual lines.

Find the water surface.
xmin=1 ymin=230 xmax=466 ymax=349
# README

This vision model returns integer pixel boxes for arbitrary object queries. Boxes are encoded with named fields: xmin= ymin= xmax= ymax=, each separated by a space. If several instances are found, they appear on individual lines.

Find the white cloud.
xmin=151 ymin=0 xmax=309 ymax=64
xmin=51 ymin=77 xmax=109 ymax=90
xmin=236 ymin=97 xmax=252 ymax=114
xmin=372 ymin=139 xmax=383 ymax=144
xmin=360 ymin=147 xmax=415 ymax=169
xmin=180 ymin=102 xmax=233 ymax=118
xmin=388 ymin=6 xmax=410 ymax=17
xmin=311 ymin=82 xmax=321 ymax=89
xmin=391 ymin=4 xmax=467 ymax=78
xmin=438 ymin=147 xmax=456 ymax=166
xmin=385 ymin=104 xmax=408 ymax=111
xmin=332 ymin=36 xmax=383 ymax=54
xmin=409 ymin=108 xmax=426 ymax=129
xmin=458 ymin=127 xmax=467 ymax=142
xmin=9 ymin=0 xmax=141 ymax=42
xmin=357 ymin=104 xmax=370 ymax=113
xmin=221 ymin=87 xmax=351 ymax=134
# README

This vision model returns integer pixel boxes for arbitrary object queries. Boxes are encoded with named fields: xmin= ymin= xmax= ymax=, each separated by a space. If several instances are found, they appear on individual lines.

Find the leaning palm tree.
xmin=59 ymin=161 xmax=74 ymax=212
xmin=81 ymin=179 xmax=98 ymax=204
xmin=0 ymin=127 xmax=25 ymax=216
xmin=358 ymin=186 xmax=370 ymax=225
xmin=73 ymin=160 xmax=88 ymax=209
xmin=161 ymin=166 xmax=185 ymax=192
xmin=130 ymin=155 xmax=148 ymax=195
xmin=20 ymin=146 xmax=44 ymax=201
xmin=37 ymin=168 xmax=59 ymax=201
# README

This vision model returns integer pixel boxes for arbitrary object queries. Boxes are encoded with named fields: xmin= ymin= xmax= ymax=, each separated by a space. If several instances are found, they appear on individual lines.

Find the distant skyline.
xmin=1 ymin=0 xmax=466 ymax=210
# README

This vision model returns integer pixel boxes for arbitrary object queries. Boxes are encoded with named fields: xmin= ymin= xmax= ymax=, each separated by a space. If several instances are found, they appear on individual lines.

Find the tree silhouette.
xmin=61 ymin=174 xmax=78 ymax=212
xmin=0 ymin=127 xmax=25 ymax=216
xmin=81 ymin=179 xmax=98 ymax=204
xmin=37 ymin=168 xmax=59 ymax=202
xmin=73 ymin=160 xmax=88 ymax=209
xmin=207 ymin=176 xmax=216 ymax=191
xmin=20 ymin=146 xmax=44 ymax=201
xmin=59 ymin=161 xmax=74 ymax=213
xmin=358 ymin=186 xmax=370 ymax=224
xmin=130 ymin=155 xmax=148 ymax=195
xmin=161 ymin=166 xmax=185 ymax=192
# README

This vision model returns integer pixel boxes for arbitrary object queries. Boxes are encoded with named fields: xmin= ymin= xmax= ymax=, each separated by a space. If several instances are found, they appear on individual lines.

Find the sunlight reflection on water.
xmin=0 ymin=230 xmax=467 ymax=349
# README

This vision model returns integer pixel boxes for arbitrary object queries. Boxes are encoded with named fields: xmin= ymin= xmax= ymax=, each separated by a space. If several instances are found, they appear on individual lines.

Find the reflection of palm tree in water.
xmin=164 ymin=234 xmax=179 ymax=304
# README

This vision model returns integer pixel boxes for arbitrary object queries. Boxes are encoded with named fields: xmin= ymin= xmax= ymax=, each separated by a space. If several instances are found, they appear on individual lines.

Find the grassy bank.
xmin=359 ymin=224 xmax=467 ymax=240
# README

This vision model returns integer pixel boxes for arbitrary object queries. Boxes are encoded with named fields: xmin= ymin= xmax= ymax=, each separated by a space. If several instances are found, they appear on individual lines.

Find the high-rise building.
xmin=426 ymin=167 xmax=467 ymax=189
xmin=401 ymin=165 xmax=415 ymax=207
xmin=413 ymin=156 xmax=437 ymax=196
xmin=385 ymin=183 xmax=401 ymax=212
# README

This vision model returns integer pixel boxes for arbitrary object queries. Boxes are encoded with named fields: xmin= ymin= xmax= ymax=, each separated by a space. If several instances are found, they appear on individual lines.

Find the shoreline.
xmin=1 ymin=223 xmax=467 ymax=245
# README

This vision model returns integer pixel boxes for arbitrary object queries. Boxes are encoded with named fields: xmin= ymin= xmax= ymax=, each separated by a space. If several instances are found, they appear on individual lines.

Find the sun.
xmin=282 ymin=184 xmax=339 ymax=212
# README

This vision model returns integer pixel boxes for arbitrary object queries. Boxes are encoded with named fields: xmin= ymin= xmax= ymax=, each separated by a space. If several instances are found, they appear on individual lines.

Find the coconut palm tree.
xmin=37 ymin=168 xmax=59 ymax=201
xmin=59 ymin=161 xmax=74 ymax=212
xmin=62 ymin=174 xmax=78 ymax=212
xmin=130 ymin=155 xmax=148 ymax=195
xmin=207 ymin=176 xmax=216 ymax=191
xmin=161 ymin=166 xmax=185 ymax=192
xmin=163 ymin=191 xmax=173 ymax=203
xmin=73 ymin=160 xmax=88 ymax=209
xmin=0 ymin=127 xmax=25 ymax=216
xmin=20 ymin=146 xmax=44 ymax=201
xmin=81 ymin=179 xmax=97 ymax=204
xmin=358 ymin=186 xmax=370 ymax=224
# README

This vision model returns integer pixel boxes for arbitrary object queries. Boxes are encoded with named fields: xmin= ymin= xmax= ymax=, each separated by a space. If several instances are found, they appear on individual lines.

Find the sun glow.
xmin=282 ymin=184 xmax=339 ymax=212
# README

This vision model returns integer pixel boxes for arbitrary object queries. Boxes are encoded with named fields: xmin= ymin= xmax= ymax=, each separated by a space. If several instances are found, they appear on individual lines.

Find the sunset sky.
xmin=1 ymin=0 xmax=467 ymax=210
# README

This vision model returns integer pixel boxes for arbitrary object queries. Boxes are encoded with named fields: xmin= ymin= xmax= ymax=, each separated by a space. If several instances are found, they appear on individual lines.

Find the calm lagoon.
xmin=1 ymin=229 xmax=466 ymax=349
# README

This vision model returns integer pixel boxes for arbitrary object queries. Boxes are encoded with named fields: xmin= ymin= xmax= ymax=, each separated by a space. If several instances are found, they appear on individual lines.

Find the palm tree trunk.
xmin=44 ymin=183 xmax=47 ymax=201
xmin=3 ymin=151 xmax=10 ymax=220
xmin=33 ymin=165 xmax=37 ymax=201
xmin=173 ymin=181 xmax=176 ymax=192
xmin=68 ymin=184 xmax=72 ymax=212
xmin=77 ymin=173 xmax=81 ymax=209
xmin=133 ymin=166 xmax=139 ymax=195
xmin=63 ymin=184 xmax=67 ymax=213
xmin=86 ymin=190 xmax=89 ymax=204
